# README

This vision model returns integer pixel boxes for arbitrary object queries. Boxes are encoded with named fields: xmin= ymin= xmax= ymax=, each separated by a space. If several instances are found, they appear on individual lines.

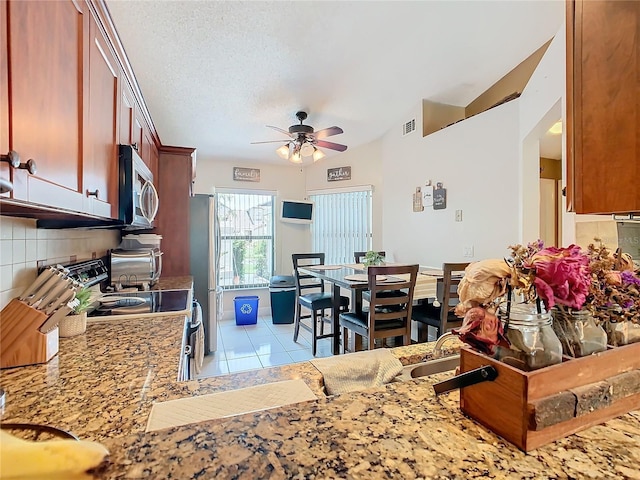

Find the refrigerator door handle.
xmin=189 ymin=300 xmax=203 ymax=333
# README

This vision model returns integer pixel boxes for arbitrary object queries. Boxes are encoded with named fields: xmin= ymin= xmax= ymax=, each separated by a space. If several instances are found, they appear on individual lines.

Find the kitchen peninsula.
xmin=1 ymin=306 xmax=639 ymax=479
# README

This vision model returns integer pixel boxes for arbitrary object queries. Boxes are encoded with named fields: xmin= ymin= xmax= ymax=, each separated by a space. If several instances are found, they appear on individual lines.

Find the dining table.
xmin=297 ymin=263 xmax=440 ymax=355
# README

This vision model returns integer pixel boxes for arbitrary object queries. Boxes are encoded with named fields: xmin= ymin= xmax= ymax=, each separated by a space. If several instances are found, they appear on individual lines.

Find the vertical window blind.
xmin=310 ymin=188 xmax=372 ymax=265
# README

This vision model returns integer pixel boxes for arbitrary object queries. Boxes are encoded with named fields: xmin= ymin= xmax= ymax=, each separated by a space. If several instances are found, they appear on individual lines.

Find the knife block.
xmin=0 ymin=298 xmax=59 ymax=369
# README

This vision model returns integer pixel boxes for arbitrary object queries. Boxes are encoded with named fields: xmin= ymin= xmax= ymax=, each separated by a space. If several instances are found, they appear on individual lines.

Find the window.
xmin=216 ymin=191 xmax=274 ymax=289
xmin=310 ymin=188 xmax=373 ymax=265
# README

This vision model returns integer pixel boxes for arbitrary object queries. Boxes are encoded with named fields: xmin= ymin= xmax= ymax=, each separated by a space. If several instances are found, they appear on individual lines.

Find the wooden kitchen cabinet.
xmin=84 ymin=7 xmax=119 ymax=218
xmin=4 ymin=0 xmax=87 ymax=210
xmin=566 ymin=0 xmax=640 ymax=214
xmin=119 ymin=76 xmax=158 ymax=178
xmin=1 ymin=0 xmax=161 ymax=221
xmin=154 ymin=147 xmax=196 ymax=276
xmin=119 ymin=75 xmax=136 ymax=147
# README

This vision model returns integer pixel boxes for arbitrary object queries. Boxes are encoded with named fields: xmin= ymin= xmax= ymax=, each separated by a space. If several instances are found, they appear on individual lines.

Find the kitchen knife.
xmin=43 ymin=287 xmax=78 ymax=315
xmin=27 ymin=271 xmax=67 ymax=307
xmin=38 ymin=305 xmax=73 ymax=333
xmin=19 ymin=267 xmax=56 ymax=301
xmin=41 ymin=281 xmax=76 ymax=314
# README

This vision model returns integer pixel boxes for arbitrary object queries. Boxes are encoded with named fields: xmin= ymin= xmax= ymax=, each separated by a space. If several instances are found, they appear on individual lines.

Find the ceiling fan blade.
xmin=313 ymin=126 xmax=343 ymax=139
xmin=266 ymin=125 xmax=293 ymax=137
xmin=315 ymin=140 xmax=348 ymax=152
xmin=250 ymin=140 xmax=290 ymax=144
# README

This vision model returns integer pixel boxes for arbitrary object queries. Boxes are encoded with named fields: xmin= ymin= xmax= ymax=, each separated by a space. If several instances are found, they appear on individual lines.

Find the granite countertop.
xmin=1 ymin=278 xmax=639 ymax=479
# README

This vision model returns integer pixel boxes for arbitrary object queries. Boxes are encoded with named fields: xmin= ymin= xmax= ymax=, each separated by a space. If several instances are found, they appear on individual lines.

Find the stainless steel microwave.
xmin=118 ymin=145 xmax=159 ymax=230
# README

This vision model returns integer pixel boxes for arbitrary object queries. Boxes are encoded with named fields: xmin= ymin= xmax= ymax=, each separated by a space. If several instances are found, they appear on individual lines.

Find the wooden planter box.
xmin=459 ymin=342 xmax=640 ymax=452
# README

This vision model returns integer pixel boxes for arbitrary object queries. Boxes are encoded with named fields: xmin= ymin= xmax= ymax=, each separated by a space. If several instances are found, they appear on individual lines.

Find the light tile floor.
xmin=198 ymin=312 xmax=335 ymax=378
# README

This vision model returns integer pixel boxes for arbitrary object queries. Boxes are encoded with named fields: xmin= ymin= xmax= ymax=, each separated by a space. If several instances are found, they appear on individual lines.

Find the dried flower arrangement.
xmin=452 ymin=239 xmax=640 ymax=355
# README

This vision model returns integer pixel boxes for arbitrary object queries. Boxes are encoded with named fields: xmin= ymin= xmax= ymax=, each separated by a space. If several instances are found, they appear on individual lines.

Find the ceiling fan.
xmin=252 ymin=111 xmax=347 ymax=163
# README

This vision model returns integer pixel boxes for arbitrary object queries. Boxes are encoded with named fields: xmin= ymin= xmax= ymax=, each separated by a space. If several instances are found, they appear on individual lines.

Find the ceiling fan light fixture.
xmin=276 ymin=143 xmax=291 ymax=159
xmin=300 ymin=142 xmax=315 ymax=157
xmin=312 ymin=147 xmax=325 ymax=162
xmin=290 ymin=151 xmax=303 ymax=164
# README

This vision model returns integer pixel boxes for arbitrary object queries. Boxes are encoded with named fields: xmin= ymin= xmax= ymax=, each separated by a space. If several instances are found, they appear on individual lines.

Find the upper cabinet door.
xmin=119 ymin=76 xmax=135 ymax=146
xmin=6 ymin=0 xmax=86 ymax=208
xmin=567 ymin=0 xmax=640 ymax=214
xmin=85 ymin=9 xmax=118 ymax=218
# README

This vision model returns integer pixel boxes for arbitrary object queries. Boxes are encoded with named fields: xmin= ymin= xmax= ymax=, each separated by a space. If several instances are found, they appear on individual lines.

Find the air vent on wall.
xmin=402 ymin=118 xmax=416 ymax=136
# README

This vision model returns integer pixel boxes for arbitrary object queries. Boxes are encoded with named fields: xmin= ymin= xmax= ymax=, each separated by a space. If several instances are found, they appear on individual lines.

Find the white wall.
xmin=379 ymin=24 xmax=586 ymax=267
xmin=381 ymin=100 xmax=521 ymax=266
xmin=304 ymin=137 xmax=384 ymax=251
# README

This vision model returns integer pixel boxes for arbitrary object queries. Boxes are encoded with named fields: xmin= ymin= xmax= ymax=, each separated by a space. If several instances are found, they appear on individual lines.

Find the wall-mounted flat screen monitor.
xmin=281 ymin=200 xmax=314 ymax=224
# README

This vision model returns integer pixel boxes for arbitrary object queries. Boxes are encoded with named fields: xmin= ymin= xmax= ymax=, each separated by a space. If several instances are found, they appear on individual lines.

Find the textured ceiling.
xmin=105 ymin=0 xmax=564 ymax=164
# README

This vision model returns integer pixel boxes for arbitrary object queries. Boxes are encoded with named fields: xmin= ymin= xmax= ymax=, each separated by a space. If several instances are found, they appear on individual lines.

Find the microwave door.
xmin=140 ymin=180 xmax=159 ymax=223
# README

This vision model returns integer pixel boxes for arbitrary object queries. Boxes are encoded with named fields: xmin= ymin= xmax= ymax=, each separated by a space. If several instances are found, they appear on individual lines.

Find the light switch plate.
xmin=455 ymin=210 xmax=463 ymax=222
xmin=463 ymin=245 xmax=474 ymax=257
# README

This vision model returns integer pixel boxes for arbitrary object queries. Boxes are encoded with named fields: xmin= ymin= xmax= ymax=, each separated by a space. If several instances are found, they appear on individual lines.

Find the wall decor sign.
xmin=327 ymin=166 xmax=351 ymax=182
xmin=233 ymin=167 xmax=260 ymax=182
xmin=413 ymin=187 xmax=424 ymax=212
xmin=433 ymin=182 xmax=447 ymax=210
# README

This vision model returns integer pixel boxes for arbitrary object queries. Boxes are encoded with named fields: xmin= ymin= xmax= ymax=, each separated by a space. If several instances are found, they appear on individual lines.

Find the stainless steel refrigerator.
xmin=190 ymin=194 xmax=220 ymax=354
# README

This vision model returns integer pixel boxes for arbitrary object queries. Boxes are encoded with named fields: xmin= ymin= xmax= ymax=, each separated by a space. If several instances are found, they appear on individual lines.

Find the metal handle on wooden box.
xmin=433 ymin=365 xmax=498 ymax=395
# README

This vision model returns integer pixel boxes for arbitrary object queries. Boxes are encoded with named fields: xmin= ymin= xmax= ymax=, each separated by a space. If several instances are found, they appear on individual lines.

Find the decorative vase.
xmin=58 ymin=311 xmax=87 ymax=338
xmin=551 ymin=307 xmax=607 ymax=357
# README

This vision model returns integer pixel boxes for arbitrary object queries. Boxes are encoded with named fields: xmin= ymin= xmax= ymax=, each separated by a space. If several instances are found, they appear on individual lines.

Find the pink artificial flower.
xmin=529 ymin=244 xmax=590 ymax=310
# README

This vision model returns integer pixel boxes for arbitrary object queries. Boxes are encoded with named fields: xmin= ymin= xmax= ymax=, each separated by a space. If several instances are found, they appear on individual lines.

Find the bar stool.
xmin=292 ymin=253 xmax=349 ymax=356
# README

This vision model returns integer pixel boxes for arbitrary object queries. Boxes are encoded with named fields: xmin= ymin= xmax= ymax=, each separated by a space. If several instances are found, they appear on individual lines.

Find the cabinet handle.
xmin=131 ymin=143 xmax=139 ymax=151
xmin=2 ymin=153 xmax=37 ymax=175
xmin=18 ymin=158 xmax=37 ymax=175
xmin=1 ymin=150 xmax=21 ymax=168
xmin=86 ymin=189 xmax=99 ymax=198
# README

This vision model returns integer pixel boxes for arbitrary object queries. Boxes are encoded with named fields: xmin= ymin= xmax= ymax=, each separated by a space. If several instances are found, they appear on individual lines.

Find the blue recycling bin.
xmin=234 ymin=296 xmax=259 ymax=325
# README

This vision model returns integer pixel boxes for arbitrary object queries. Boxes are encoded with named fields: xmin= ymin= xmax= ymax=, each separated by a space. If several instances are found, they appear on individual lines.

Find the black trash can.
xmin=269 ymin=275 xmax=296 ymax=324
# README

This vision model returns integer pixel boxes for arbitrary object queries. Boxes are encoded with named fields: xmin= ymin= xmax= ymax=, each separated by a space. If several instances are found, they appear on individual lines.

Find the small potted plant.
xmin=362 ymin=251 xmax=385 ymax=269
xmin=59 ymin=287 xmax=93 ymax=338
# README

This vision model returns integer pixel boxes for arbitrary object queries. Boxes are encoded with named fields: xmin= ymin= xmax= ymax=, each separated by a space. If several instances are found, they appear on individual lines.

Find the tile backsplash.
xmin=0 ymin=216 xmax=120 ymax=310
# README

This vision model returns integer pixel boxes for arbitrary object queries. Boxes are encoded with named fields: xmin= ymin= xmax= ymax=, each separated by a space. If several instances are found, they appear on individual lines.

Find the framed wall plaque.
xmin=233 ymin=167 xmax=260 ymax=182
xmin=327 ymin=166 xmax=351 ymax=182
xmin=433 ymin=182 xmax=447 ymax=210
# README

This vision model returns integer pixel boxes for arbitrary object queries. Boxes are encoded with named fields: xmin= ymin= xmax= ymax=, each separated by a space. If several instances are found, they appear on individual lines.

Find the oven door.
xmin=179 ymin=300 xmax=204 ymax=380
xmin=189 ymin=300 xmax=205 ymax=376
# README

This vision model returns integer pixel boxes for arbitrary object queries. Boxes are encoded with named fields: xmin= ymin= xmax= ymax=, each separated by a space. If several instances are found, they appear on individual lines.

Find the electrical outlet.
xmin=455 ymin=210 xmax=463 ymax=222
xmin=463 ymin=246 xmax=474 ymax=258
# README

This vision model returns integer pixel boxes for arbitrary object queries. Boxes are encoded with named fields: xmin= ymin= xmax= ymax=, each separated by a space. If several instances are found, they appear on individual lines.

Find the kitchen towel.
xmin=145 ymin=379 xmax=317 ymax=432
xmin=311 ymin=349 xmax=404 ymax=395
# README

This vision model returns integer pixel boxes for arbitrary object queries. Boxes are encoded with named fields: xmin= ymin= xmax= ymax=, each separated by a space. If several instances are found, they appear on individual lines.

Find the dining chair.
xmin=292 ymin=253 xmax=350 ymax=356
xmin=339 ymin=264 xmax=419 ymax=352
xmin=411 ymin=262 xmax=469 ymax=341
xmin=354 ymin=251 xmax=386 ymax=264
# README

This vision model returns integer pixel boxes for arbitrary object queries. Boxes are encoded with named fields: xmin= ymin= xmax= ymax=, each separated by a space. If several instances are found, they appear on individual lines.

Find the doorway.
xmin=539 ymin=119 xmax=562 ymax=247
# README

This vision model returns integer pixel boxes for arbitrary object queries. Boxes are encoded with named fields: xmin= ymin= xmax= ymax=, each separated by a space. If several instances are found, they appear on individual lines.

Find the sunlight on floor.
xmin=197 ymin=313 xmax=334 ymax=378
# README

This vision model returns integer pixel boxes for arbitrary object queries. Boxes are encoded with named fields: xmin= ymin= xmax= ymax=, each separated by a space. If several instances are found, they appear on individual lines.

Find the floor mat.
xmin=146 ymin=379 xmax=317 ymax=432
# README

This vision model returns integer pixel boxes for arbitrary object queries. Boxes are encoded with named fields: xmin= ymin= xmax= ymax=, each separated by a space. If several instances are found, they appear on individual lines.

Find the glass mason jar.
xmin=496 ymin=303 xmax=563 ymax=371
xmin=552 ymin=307 xmax=607 ymax=357
xmin=606 ymin=315 xmax=640 ymax=346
